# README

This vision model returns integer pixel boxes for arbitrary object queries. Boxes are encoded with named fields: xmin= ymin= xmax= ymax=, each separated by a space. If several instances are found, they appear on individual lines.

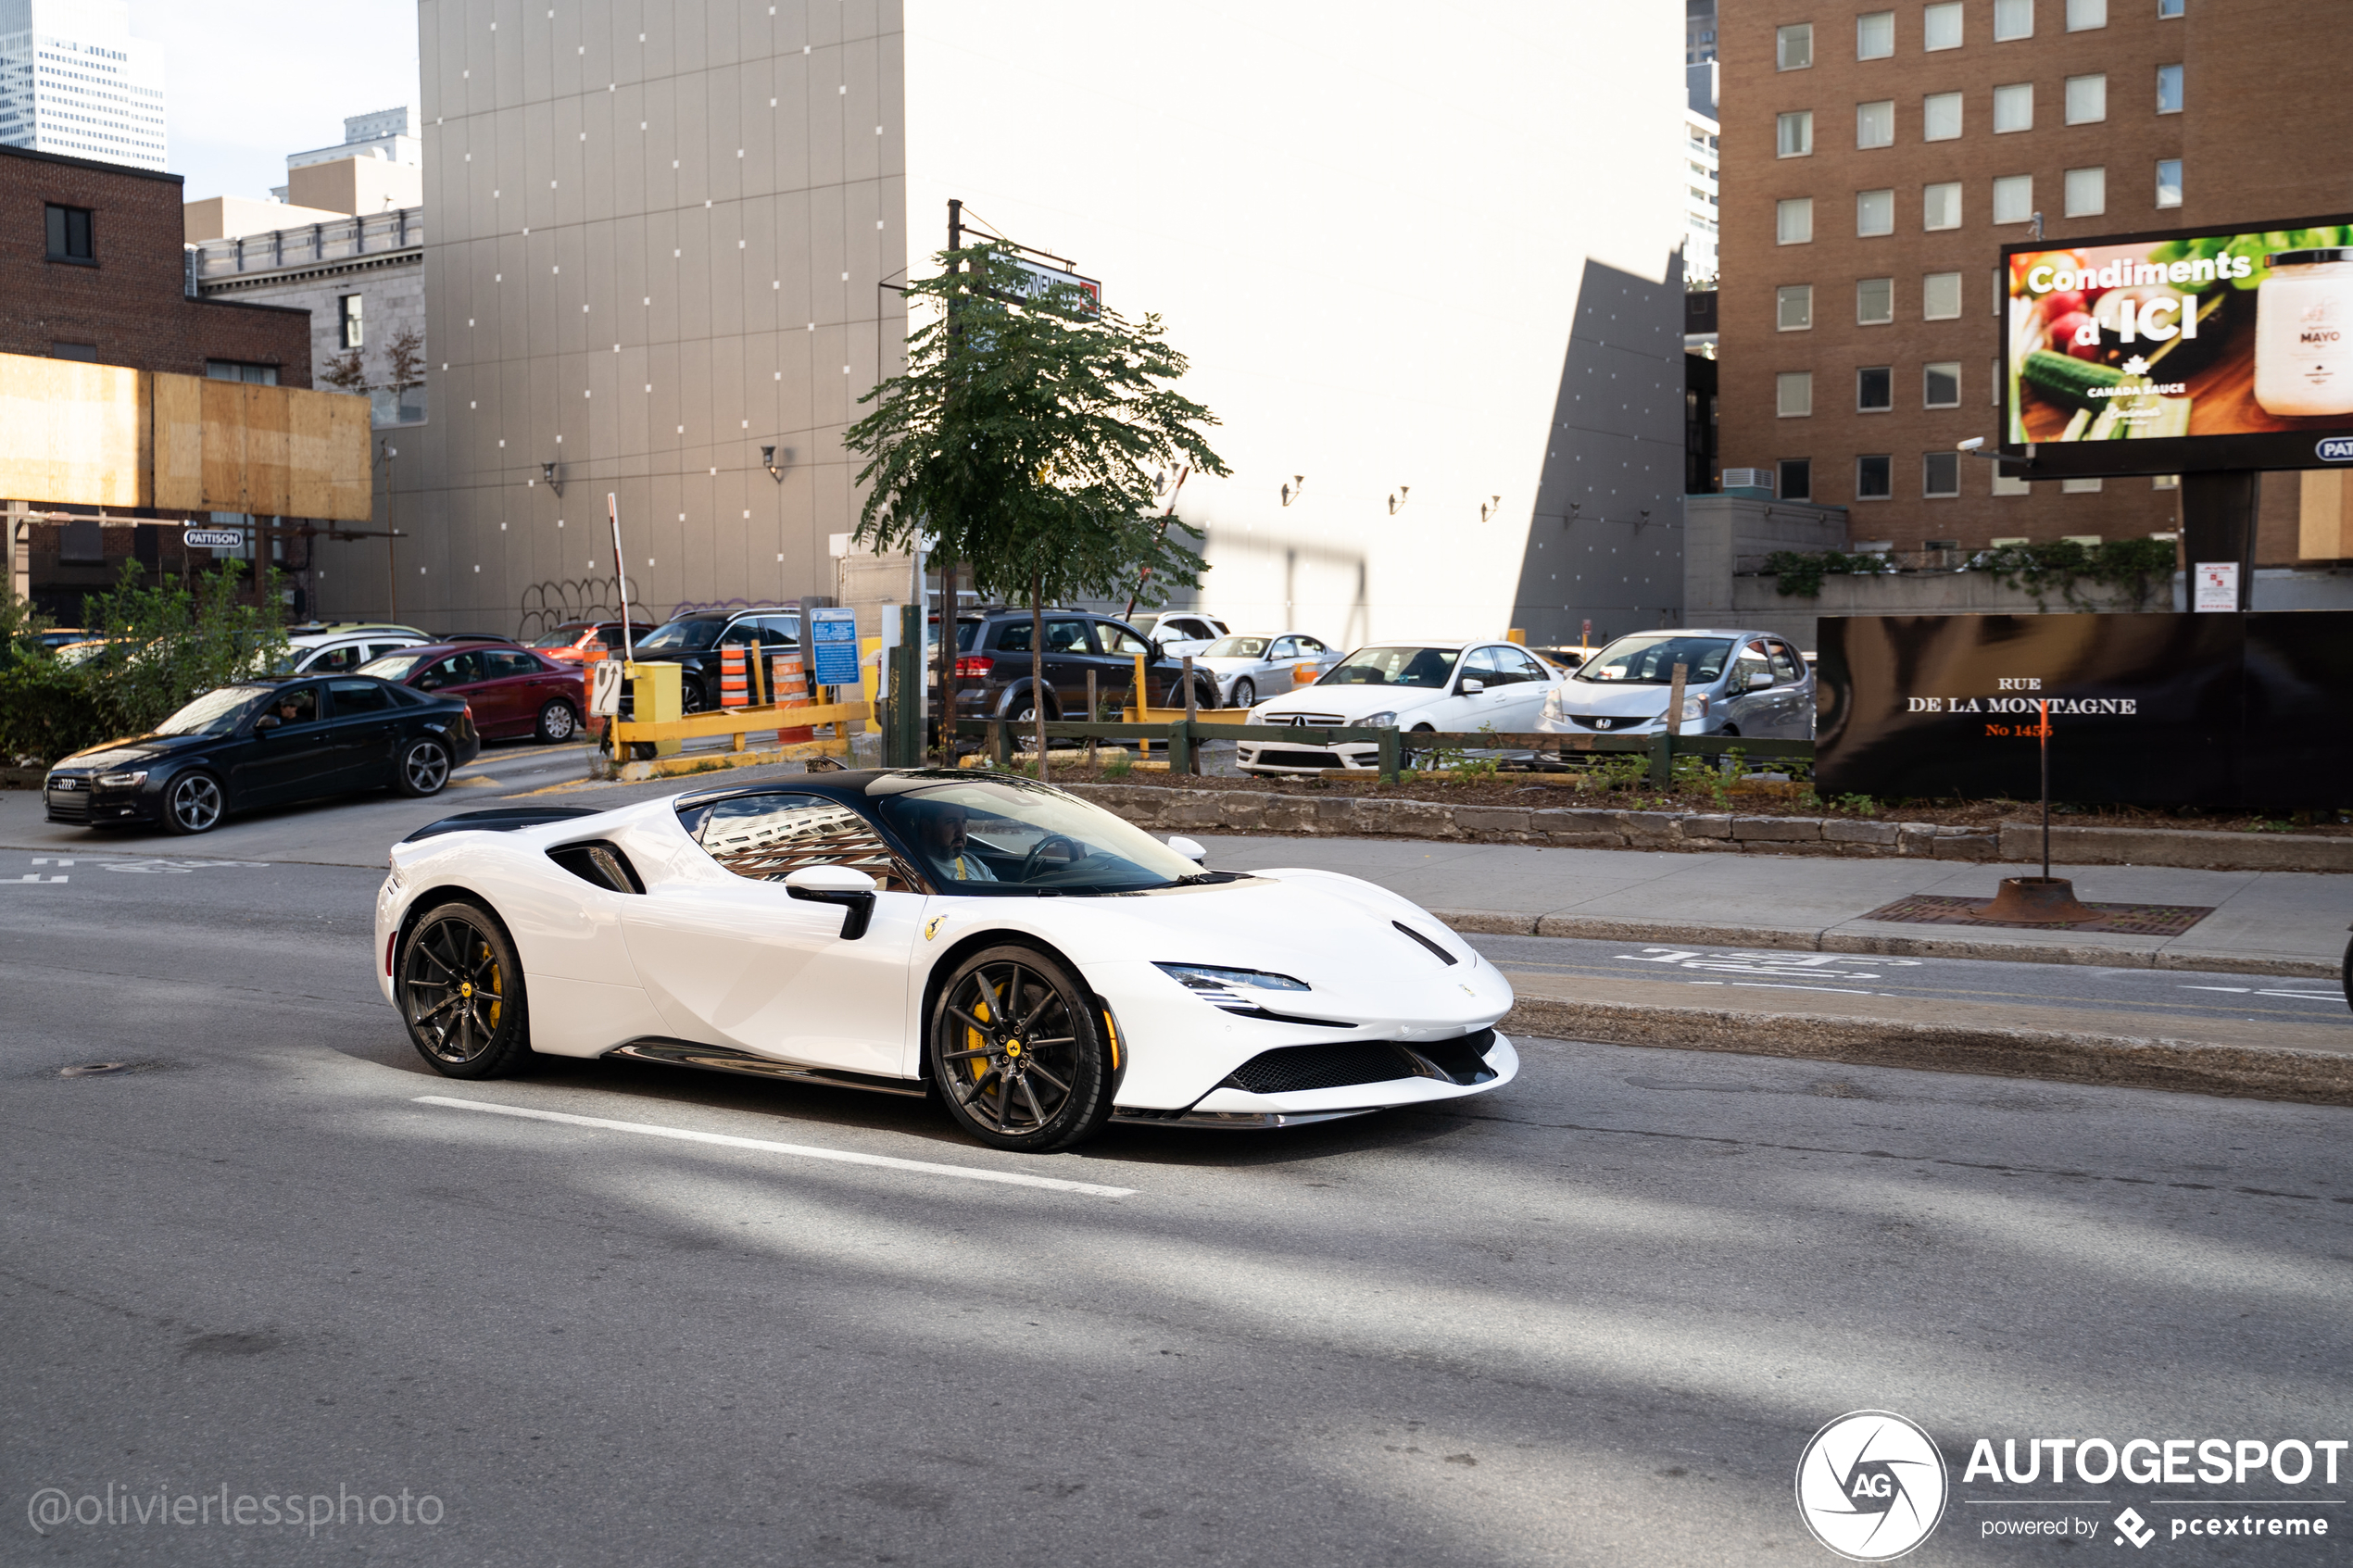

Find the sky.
xmin=128 ymin=0 xmax=422 ymax=200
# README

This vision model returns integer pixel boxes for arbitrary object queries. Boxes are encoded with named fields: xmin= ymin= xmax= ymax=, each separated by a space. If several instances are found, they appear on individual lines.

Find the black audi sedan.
xmin=43 ymin=676 xmax=480 ymax=835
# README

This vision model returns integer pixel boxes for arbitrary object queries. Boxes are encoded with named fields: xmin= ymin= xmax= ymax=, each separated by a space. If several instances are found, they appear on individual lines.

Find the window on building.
xmin=1779 ymin=458 xmax=1813 ymax=499
xmin=1857 ymin=366 xmax=1894 ymax=412
xmin=1923 ymin=1 xmax=1964 ymax=49
xmin=1777 ymin=22 xmax=1814 ymax=69
xmin=1856 ymin=99 xmax=1894 ymax=148
xmin=1777 ymin=196 xmax=1815 ymax=245
xmin=2061 ymin=476 xmax=2104 ymax=493
xmin=1993 ymin=174 xmax=2036 ymax=225
xmin=2065 ymin=73 xmax=2108 ymax=124
xmin=50 ymin=342 xmax=97 ymax=362
xmin=1924 ymin=362 xmax=1962 ymax=407
xmin=2155 ymin=158 xmax=2183 ymax=207
xmin=1994 ymin=0 xmax=2036 ymax=38
xmin=1923 ymin=182 xmax=1962 ymax=231
xmin=2157 ymin=62 xmax=2183 ymax=113
xmin=1992 ymin=357 xmax=2004 ymax=403
xmin=1778 ymin=371 xmax=1815 ymax=417
xmin=1777 ymin=284 xmax=1815 ymax=331
xmin=1920 ymin=272 xmax=1963 ymax=320
xmin=1777 ymin=110 xmax=1814 ymax=157
xmin=1994 ymin=468 xmax=2031 ymax=495
xmin=2064 ymin=166 xmax=2107 ymax=217
xmin=1856 ymin=455 xmax=1894 ymax=499
xmin=1923 ymin=452 xmax=1961 ymax=496
xmin=2158 ymin=0 xmax=2183 ymax=16
xmin=1994 ymin=82 xmax=2034 ymax=132
xmin=2152 ymin=474 xmax=2180 ymax=489
xmin=1857 ymin=277 xmax=1894 ymax=324
xmin=44 ymin=204 xmax=94 ymax=262
xmin=338 ymin=294 xmax=364 ymax=349
xmin=2066 ymin=0 xmax=2107 ymax=27
xmin=1856 ymin=11 xmax=1894 ymax=58
xmin=1856 ymin=188 xmax=1894 ymax=236
xmin=1923 ymin=92 xmax=1963 ymax=141
xmin=205 ymin=360 xmax=279 ymax=384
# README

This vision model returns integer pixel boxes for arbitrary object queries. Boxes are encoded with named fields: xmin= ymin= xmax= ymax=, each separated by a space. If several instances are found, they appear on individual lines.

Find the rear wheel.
xmin=535 ymin=699 xmax=578 ymax=743
xmin=399 ymin=901 xmax=532 ymax=1078
xmin=928 ymin=945 xmax=1113 ymax=1152
xmin=680 ymin=679 xmax=710 ymax=715
xmin=1231 ymin=678 xmax=1255 ymax=709
xmin=396 ymin=736 xmax=451 ymax=797
xmin=163 ymin=771 xmax=223 ymax=834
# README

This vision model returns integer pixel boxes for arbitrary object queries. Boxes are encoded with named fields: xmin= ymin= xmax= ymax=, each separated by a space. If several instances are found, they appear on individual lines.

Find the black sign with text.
xmin=1816 ymin=612 xmax=2353 ymax=809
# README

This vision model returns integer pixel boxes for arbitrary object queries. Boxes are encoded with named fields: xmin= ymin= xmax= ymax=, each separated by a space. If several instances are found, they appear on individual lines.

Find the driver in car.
xmin=912 ymin=801 xmax=997 ymax=884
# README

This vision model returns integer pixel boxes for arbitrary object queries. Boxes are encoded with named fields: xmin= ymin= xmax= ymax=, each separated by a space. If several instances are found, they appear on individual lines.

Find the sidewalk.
xmin=1191 ymin=834 xmax=2348 ymax=978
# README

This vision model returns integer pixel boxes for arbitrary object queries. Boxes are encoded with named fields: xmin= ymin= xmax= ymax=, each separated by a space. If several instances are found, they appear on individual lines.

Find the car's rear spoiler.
xmin=400 ymin=806 xmax=603 ymax=844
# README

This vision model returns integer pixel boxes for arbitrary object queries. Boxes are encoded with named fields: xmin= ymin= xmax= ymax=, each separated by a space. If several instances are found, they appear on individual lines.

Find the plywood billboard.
xmin=0 ymin=356 xmax=149 ymax=508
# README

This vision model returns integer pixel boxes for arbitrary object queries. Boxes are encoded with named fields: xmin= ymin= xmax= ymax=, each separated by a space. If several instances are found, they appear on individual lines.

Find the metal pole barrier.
xmin=1378 ymin=727 xmax=1401 ymax=784
xmin=2039 ymin=696 xmax=2051 ymax=883
xmin=1169 ymin=720 xmax=1190 ymax=776
xmin=1086 ymin=671 xmax=1099 ymax=771
xmin=1181 ymin=655 xmax=1198 ymax=774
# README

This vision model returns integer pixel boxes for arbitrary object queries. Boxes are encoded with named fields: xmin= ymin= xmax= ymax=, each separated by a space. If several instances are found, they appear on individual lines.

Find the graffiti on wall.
xmin=517 ymin=575 xmax=656 ymax=641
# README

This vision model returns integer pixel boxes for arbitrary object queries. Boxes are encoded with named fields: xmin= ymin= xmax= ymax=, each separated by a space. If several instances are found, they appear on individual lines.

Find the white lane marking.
xmin=413 ymin=1096 xmax=1137 ymax=1198
xmin=31 ymin=858 xmax=73 ymax=865
xmin=1726 ymin=982 xmax=1877 ymax=995
xmin=98 ymin=858 xmax=271 ymax=873
xmin=2182 ymin=985 xmax=2250 ymax=994
xmin=6 ymin=874 xmax=66 ymax=884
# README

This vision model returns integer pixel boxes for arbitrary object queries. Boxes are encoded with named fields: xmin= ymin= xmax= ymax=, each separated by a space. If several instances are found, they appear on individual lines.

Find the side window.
xmin=328 ymin=679 xmax=393 ymax=716
xmin=1502 ymin=648 xmax=1550 ymax=684
xmin=994 ymin=621 xmax=1031 ymax=653
xmin=754 ymin=616 xmax=797 ymax=646
xmin=265 ymin=685 xmax=321 ymax=725
xmin=1734 ymin=643 xmax=1774 ymax=688
xmin=1769 ymin=643 xmax=1806 ymax=683
xmin=721 ymin=619 xmax=761 ymax=647
xmin=1047 ymin=620 xmax=1091 ymax=653
xmin=683 ymin=792 xmax=920 ymax=891
xmin=1103 ymin=625 xmax=1151 ymax=656
xmin=486 ymin=649 xmax=540 ymax=679
xmin=1270 ymin=637 xmax=1301 ymax=659
xmin=1297 ymin=636 xmax=1327 ymax=653
xmin=1461 ymin=646 xmax=1508 ymax=687
xmin=367 ymin=642 xmax=408 ymax=660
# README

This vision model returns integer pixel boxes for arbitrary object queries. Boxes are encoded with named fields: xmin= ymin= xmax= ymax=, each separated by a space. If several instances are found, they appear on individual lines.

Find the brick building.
xmin=2 ymin=142 xmax=315 ymax=619
xmin=1717 ymin=0 xmax=2352 ymax=561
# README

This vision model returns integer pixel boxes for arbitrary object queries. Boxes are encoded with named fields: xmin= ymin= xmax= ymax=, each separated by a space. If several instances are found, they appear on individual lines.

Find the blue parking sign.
xmin=809 ymin=608 xmax=861 ymax=688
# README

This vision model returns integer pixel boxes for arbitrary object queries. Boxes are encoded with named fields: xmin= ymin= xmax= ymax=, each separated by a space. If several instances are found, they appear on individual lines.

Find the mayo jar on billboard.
xmin=2254 ymin=248 xmax=2353 ymax=418
xmin=2000 ymin=215 xmax=2353 ymax=478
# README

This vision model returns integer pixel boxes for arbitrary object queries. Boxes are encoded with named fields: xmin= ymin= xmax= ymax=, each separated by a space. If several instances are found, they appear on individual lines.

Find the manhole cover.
xmin=58 ymin=1062 xmax=130 ymax=1076
xmin=1856 ymin=894 xmax=2213 ymax=936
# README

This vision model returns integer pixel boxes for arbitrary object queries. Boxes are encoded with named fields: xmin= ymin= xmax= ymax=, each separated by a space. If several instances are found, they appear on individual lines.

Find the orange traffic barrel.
xmin=774 ymin=653 xmax=813 ymax=743
xmin=720 ymin=645 xmax=749 ymax=708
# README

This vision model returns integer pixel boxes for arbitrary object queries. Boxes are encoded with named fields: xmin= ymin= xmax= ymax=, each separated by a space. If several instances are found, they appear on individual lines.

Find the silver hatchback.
xmin=1536 ymin=629 xmax=1816 ymax=740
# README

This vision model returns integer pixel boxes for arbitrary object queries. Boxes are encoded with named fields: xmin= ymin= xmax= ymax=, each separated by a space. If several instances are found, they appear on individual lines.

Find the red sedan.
xmin=356 ymin=642 xmax=587 ymax=743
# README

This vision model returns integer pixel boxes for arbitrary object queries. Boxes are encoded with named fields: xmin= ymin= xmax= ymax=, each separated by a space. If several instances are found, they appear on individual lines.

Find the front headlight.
xmin=1681 ymin=692 xmax=1710 ymax=722
xmin=1358 ymin=710 xmax=1396 ymax=729
xmin=1155 ymin=962 xmax=1311 ymax=1011
xmin=95 ymin=770 xmax=148 ymax=787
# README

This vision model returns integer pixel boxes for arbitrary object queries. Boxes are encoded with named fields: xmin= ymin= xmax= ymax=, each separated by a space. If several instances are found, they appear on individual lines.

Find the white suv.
xmin=280 ymin=625 xmax=433 ymax=676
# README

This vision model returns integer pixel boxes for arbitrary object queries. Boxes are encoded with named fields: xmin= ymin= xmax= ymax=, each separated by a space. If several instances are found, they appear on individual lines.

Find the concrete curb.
xmin=1501 ymin=994 xmax=2353 ymax=1108
xmin=1063 ymin=782 xmax=2353 ymax=873
xmin=1429 ymin=908 xmax=2336 ymax=979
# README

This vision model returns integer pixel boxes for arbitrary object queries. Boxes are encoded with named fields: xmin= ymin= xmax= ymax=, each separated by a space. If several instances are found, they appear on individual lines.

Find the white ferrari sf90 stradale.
xmin=375 ymin=769 xmax=1517 ymax=1151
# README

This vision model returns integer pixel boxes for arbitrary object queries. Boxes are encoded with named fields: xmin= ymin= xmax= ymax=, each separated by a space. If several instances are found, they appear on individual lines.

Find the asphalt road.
xmin=5 ymin=836 xmax=2351 ymax=1565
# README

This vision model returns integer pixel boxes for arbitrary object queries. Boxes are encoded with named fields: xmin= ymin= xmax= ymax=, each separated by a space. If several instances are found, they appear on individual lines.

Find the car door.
xmin=1488 ymin=645 xmax=1555 ymax=733
xmin=1720 ymin=640 xmax=1777 ymax=734
xmin=1449 ymin=646 xmax=1519 ymax=734
xmin=1265 ymin=636 xmax=1305 ymax=695
xmin=231 ymin=684 xmax=338 ymax=806
xmin=418 ymin=648 xmax=514 ymax=734
xmin=493 ymin=646 xmax=577 ymax=730
xmin=1094 ymin=621 xmax=1154 ymax=712
xmin=1766 ymin=640 xmax=1813 ymax=737
xmin=617 ymin=792 xmax=925 ymax=1075
xmin=321 ymin=679 xmax=401 ymax=789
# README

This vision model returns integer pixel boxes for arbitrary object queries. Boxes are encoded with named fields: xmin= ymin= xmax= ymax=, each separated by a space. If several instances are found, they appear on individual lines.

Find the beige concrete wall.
xmin=287 ymin=156 xmax=425 ymax=218
xmin=183 ymin=195 xmax=351 ymax=245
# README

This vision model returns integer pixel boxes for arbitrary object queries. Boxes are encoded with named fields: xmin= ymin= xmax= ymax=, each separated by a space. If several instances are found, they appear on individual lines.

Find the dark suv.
xmin=949 ymin=608 xmax=1219 ymax=724
xmin=627 ymin=608 xmax=801 ymax=714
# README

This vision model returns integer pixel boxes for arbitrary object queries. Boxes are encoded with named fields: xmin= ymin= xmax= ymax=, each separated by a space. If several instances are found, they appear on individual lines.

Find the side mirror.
xmin=1167 ymin=835 xmax=1208 ymax=864
xmin=254 ymin=714 xmax=282 ymax=732
xmin=1747 ymin=671 xmax=1774 ymax=691
xmin=784 ymin=865 xmax=878 ymax=940
xmin=1459 ymin=678 xmax=1486 ymax=694
xmin=1149 ymin=640 xmax=1165 ymax=662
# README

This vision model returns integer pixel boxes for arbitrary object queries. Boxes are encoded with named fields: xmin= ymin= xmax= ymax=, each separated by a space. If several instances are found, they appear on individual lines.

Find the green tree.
xmin=843 ymin=242 xmax=1229 ymax=765
xmin=82 ymin=559 xmax=291 ymax=737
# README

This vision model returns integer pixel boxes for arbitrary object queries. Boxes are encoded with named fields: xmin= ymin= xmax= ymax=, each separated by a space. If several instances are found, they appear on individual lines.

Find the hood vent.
xmin=1392 ymin=920 xmax=1458 ymax=966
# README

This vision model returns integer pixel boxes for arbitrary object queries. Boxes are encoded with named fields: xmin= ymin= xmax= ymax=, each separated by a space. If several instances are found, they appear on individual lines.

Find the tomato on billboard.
xmin=2000 ymin=216 xmax=2353 ymax=478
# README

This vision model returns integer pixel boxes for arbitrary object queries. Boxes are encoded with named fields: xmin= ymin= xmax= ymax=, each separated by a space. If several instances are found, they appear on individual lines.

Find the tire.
xmin=680 ymin=679 xmax=710 ymax=715
xmin=928 ymin=944 xmax=1114 ymax=1152
xmin=399 ymin=901 xmax=532 ymax=1078
xmin=535 ymin=699 xmax=578 ymax=743
xmin=396 ymin=736 xmax=452 ymax=797
xmin=162 ymin=771 xmax=224 ymax=834
xmin=1231 ymin=678 xmax=1255 ymax=709
xmin=1009 ymin=692 xmax=1054 ymax=725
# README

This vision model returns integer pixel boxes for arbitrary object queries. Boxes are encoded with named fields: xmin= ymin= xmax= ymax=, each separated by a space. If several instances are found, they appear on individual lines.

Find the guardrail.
xmin=610 ymin=698 xmax=872 ymax=749
xmin=953 ymin=719 xmax=1812 ymax=785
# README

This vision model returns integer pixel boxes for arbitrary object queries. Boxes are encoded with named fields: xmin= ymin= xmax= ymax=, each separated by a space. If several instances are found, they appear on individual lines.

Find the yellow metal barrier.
xmin=610 ymin=697 xmax=872 ymax=747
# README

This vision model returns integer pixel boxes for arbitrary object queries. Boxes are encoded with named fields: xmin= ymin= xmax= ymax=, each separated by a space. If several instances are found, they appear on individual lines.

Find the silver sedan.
xmin=1194 ymin=633 xmax=1341 ymax=708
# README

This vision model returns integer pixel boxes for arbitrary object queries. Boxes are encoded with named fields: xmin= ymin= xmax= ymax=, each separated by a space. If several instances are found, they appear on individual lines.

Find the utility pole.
xmin=935 ymin=196 xmax=963 ymax=762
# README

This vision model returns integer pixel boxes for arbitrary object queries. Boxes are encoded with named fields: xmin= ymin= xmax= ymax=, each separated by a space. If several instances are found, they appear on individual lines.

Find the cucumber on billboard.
xmin=2001 ymin=215 xmax=2353 ymax=477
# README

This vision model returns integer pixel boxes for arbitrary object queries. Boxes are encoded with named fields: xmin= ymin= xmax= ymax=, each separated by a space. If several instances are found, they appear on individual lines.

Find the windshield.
xmin=1317 ymin=646 xmax=1458 ymax=689
xmin=529 ymin=629 xmax=583 ymax=648
xmin=634 ymin=619 xmax=721 ymax=652
xmin=156 ymin=685 xmax=269 ymax=736
xmin=1204 ymin=636 xmax=1268 ymax=659
xmin=873 ymin=779 xmax=1202 ymax=894
xmin=358 ymin=651 xmax=432 ymax=681
xmin=1574 ymin=634 xmax=1734 ymax=685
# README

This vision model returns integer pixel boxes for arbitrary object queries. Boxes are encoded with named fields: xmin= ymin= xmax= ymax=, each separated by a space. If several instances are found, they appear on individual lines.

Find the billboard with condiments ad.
xmin=2000 ymin=215 xmax=2353 ymax=479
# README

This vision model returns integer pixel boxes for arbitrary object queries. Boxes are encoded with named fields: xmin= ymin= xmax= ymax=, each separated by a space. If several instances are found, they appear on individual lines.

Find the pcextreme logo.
xmin=1795 ymin=1411 xmax=1950 ymax=1562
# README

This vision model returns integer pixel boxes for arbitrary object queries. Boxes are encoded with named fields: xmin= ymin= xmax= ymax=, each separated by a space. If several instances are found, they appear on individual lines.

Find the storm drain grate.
xmin=1856 ymin=894 xmax=2214 ymax=936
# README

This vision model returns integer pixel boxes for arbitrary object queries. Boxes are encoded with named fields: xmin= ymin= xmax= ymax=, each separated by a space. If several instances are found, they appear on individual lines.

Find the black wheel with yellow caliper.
xmin=400 ymin=901 xmax=534 ymax=1079
xmin=927 ymin=944 xmax=1114 ymax=1151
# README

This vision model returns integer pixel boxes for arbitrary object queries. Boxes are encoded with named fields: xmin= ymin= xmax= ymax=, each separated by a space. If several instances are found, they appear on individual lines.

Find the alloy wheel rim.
xmin=940 ymin=962 xmax=1079 ymax=1135
xmin=545 ymin=704 xmax=574 ymax=739
xmin=1235 ymin=681 xmax=1253 ymax=707
xmin=407 ymin=743 xmax=448 ymax=792
xmin=171 ymin=775 xmax=220 ymax=830
xmin=403 ymin=916 xmax=506 ymax=1062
